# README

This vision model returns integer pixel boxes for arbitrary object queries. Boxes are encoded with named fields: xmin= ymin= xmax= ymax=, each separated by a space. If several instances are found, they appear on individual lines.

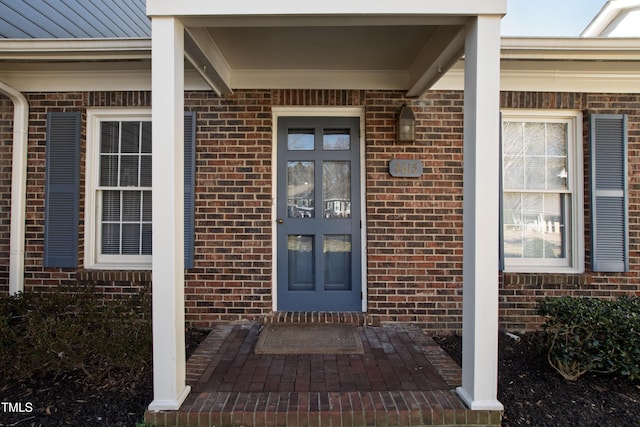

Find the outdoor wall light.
xmin=397 ymin=104 xmax=416 ymax=143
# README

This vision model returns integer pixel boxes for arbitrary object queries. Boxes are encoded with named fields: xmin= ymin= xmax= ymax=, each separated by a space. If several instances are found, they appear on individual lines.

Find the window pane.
xmin=503 ymin=122 xmax=523 ymax=157
xmin=288 ymin=235 xmax=314 ymax=291
xmin=120 ymin=156 xmax=139 ymax=187
xmin=287 ymin=161 xmax=314 ymax=218
xmin=323 ymin=129 xmax=350 ymax=150
xmin=102 ymin=190 xmax=120 ymax=222
xmin=503 ymin=192 xmax=566 ymax=260
xmin=324 ymin=235 xmax=351 ymax=290
xmin=100 ymin=155 xmax=119 ymax=187
xmin=323 ymin=161 xmax=351 ymax=218
xmin=140 ymin=155 xmax=152 ymax=187
xmin=142 ymin=191 xmax=152 ymax=221
xmin=121 ymin=122 xmax=140 ymax=153
xmin=102 ymin=223 xmax=120 ymax=254
xmin=142 ymin=224 xmax=152 ymax=255
xmin=524 ymin=122 xmax=545 ymax=155
xmin=503 ymin=155 xmax=524 ymax=190
xmin=100 ymin=122 xmax=119 ymax=154
xmin=546 ymin=123 xmax=567 ymax=156
xmin=524 ymin=156 xmax=545 ymax=189
xmin=141 ymin=122 xmax=152 ymax=153
xmin=122 ymin=191 xmax=141 ymax=221
xmin=547 ymin=157 xmax=568 ymax=191
xmin=122 ymin=224 xmax=141 ymax=254
xmin=288 ymin=129 xmax=314 ymax=150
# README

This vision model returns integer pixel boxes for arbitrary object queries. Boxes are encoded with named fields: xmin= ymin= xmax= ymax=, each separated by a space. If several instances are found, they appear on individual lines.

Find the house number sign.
xmin=389 ymin=159 xmax=423 ymax=177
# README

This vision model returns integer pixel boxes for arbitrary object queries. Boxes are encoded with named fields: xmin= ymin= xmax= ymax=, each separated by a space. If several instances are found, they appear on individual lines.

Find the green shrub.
xmin=537 ymin=296 xmax=640 ymax=381
xmin=0 ymin=285 xmax=151 ymax=383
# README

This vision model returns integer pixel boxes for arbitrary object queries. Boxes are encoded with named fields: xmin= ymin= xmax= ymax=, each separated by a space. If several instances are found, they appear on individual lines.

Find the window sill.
xmin=503 ymin=267 xmax=584 ymax=275
xmin=77 ymin=269 xmax=152 ymax=283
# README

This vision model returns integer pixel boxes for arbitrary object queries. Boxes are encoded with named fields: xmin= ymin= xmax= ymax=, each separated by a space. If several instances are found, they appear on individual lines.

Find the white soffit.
xmin=147 ymin=0 xmax=507 ymax=95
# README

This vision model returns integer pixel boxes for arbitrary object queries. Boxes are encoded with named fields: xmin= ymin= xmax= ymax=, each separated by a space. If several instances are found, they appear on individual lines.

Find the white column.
xmin=457 ymin=15 xmax=504 ymax=411
xmin=148 ymin=16 xmax=190 ymax=412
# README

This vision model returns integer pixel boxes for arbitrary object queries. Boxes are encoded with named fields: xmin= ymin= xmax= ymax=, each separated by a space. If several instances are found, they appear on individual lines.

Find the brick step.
xmin=146 ymin=390 xmax=502 ymax=427
xmin=260 ymin=311 xmax=378 ymax=326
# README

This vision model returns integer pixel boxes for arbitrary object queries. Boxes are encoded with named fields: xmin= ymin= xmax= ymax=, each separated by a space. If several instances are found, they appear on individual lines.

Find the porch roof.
xmin=145 ymin=0 xmax=507 ymax=96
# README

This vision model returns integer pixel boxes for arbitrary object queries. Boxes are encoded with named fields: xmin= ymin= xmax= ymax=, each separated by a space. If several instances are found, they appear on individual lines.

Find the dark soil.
xmin=435 ymin=332 xmax=640 ymax=427
xmin=2 ymin=329 xmax=639 ymax=426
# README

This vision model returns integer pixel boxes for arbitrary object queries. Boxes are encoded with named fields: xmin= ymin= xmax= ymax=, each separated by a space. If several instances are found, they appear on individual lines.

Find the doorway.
xmin=276 ymin=116 xmax=362 ymax=311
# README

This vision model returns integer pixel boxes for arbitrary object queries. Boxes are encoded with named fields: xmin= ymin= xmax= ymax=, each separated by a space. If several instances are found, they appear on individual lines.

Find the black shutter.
xmin=590 ymin=114 xmax=628 ymax=272
xmin=184 ymin=112 xmax=196 ymax=269
xmin=44 ymin=112 xmax=80 ymax=268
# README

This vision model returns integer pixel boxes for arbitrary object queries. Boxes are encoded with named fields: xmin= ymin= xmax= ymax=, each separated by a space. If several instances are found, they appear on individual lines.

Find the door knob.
xmin=277 ymin=218 xmax=284 ymax=224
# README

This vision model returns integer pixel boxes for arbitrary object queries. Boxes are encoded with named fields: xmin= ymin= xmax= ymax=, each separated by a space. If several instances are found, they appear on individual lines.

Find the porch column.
xmin=148 ymin=16 xmax=189 ymax=411
xmin=457 ymin=15 xmax=504 ymax=411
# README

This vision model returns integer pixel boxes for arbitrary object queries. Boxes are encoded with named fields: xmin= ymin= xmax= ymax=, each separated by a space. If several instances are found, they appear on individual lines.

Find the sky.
xmin=501 ymin=0 xmax=608 ymax=37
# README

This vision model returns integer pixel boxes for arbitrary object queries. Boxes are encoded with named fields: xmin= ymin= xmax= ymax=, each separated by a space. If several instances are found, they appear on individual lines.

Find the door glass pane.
xmin=288 ymin=129 xmax=314 ymax=150
xmin=288 ymin=235 xmax=314 ymax=291
xmin=324 ymin=235 xmax=351 ymax=291
xmin=287 ymin=161 xmax=314 ymax=218
xmin=503 ymin=192 xmax=566 ymax=259
xmin=323 ymin=162 xmax=351 ymax=218
xmin=323 ymin=129 xmax=350 ymax=150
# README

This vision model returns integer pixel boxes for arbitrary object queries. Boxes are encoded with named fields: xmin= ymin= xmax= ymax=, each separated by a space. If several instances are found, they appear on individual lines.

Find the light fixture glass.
xmin=397 ymin=105 xmax=416 ymax=142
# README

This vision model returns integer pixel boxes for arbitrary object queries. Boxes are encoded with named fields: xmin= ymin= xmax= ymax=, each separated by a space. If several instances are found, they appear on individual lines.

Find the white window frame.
xmin=85 ymin=108 xmax=152 ymax=270
xmin=501 ymin=109 xmax=584 ymax=273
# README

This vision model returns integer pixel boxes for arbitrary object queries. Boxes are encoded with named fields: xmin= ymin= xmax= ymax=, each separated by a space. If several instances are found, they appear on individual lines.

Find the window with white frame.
xmin=86 ymin=109 xmax=152 ymax=269
xmin=501 ymin=110 xmax=584 ymax=273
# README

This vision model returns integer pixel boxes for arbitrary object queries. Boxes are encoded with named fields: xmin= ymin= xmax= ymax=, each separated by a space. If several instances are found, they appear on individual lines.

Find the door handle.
xmin=277 ymin=218 xmax=284 ymax=224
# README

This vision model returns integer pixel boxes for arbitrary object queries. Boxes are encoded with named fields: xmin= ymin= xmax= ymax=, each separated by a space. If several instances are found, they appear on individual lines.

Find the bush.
xmin=0 ymin=285 xmax=151 ymax=383
xmin=537 ymin=296 xmax=640 ymax=381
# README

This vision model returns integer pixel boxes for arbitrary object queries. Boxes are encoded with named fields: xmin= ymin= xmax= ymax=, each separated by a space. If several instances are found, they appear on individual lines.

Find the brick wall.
xmin=0 ymin=89 xmax=638 ymax=333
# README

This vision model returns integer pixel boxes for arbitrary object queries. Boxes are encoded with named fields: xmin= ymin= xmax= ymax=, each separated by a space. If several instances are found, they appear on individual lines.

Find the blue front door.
xmin=276 ymin=117 xmax=362 ymax=312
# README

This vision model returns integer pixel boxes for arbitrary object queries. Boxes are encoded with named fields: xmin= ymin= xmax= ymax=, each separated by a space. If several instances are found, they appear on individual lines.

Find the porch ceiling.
xmin=148 ymin=0 xmax=507 ymax=97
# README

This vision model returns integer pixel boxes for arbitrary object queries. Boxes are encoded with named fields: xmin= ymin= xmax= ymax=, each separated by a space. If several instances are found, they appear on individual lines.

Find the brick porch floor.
xmin=145 ymin=314 xmax=502 ymax=427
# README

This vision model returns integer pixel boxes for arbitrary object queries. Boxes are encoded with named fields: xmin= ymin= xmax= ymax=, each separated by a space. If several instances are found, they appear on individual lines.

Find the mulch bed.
xmin=435 ymin=332 xmax=640 ymax=427
xmin=1 ymin=328 xmax=639 ymax=426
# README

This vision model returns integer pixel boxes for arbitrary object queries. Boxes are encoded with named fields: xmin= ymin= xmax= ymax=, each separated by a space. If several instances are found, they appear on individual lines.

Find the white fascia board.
xmin=501 ymin=37 xmax=640 ymax=60
xmin=0 ymin=38 xmax=151 ymax=61
xmin=433 ymin=60 xmax=640 ymax=93
xmin=147 ymin=0 xmax=506 ymax=17
xmin=0 ymin=63 xmax=209 ymax=92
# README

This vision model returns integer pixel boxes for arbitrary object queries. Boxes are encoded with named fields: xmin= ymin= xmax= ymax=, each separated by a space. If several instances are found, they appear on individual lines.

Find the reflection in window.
xmin=323 ymin=129 xmax=350 ymax=150
xmin=288 ymin=129 xmax=314 ymax=150
xmin=287 ymin=161 xmax=314 ymax=218
xmin=323 ymin=162 xmax=351 ymax=218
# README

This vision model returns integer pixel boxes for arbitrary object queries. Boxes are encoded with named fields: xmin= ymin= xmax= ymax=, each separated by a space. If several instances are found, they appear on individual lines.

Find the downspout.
xmin=0 ymin=80 xmax=28 ymax=295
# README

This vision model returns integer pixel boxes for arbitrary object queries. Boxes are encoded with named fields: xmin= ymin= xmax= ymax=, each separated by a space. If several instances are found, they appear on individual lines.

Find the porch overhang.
xmin=147 ymin=0 xmax=506 ymax=97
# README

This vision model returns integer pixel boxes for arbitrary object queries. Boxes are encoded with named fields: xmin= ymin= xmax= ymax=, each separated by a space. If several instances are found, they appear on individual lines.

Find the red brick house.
xmin=1 ymin=0 xmax=639 ymax=413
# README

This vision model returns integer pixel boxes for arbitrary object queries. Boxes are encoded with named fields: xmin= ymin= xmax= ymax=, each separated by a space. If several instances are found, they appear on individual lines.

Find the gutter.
xmin=0 ymin=80 xmax=28 ymax=295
